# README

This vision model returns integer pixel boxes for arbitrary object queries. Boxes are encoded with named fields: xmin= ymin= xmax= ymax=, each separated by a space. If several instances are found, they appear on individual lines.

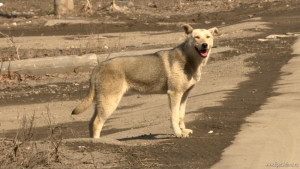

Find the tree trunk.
xmin=54 ymin=0 xmax=74 ymax=16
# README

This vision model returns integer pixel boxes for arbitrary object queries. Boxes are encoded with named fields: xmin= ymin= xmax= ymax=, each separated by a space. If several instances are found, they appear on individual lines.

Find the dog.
xmin=72 ymin=24 xmax=218 ymax=138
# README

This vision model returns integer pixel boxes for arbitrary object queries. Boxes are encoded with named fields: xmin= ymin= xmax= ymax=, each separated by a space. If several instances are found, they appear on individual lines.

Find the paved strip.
xmin=211 ymin=38 xmax=300 ymax=169
xmin=0 ymin=19 xmax=268 ymax=50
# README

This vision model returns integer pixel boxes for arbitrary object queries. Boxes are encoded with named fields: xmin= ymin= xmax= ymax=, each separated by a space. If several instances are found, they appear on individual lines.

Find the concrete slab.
xmin=0 ymin=53 xmax=97 ymax=75
xmin=0 ymin=46 xmax=232 ymax=76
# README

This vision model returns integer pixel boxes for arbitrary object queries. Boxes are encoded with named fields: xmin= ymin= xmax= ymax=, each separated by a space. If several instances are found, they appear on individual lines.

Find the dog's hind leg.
xmin=89 ymin=83 xmax=126 ymax=138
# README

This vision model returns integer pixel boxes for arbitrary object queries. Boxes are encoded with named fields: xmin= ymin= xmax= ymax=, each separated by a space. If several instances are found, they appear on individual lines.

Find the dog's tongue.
xmin=200 ymin=49 xmax=208 ymax=57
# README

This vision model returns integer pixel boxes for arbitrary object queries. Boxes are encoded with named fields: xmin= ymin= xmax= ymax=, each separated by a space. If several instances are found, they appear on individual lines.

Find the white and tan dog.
xmin=72 ymin=24 xmax=218 ymax=138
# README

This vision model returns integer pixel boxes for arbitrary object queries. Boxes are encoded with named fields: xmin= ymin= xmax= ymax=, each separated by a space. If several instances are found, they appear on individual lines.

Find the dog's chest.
xmin=190 ymin=65 xmax=202 ymax=83
xmin=193 ymin=71 xmax=201 ymax=82
xmin=183 ymin=71 xmax=201 ymax=90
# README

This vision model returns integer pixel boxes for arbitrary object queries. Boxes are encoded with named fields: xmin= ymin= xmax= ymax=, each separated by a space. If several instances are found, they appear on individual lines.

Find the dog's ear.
xmin=182 ymin=24 xmax=194 ymax=35
xmin=209 ymin=27 xmax=219 ymax=35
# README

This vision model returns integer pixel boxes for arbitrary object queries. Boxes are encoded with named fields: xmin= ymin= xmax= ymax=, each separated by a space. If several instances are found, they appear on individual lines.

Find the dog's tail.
xmin=72 ymin=77 xmax=95 ymax=115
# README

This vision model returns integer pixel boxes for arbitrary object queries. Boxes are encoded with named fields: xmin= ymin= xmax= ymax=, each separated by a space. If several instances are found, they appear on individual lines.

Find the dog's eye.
xmin=207 ymin=36 xmax=210 ymax=38
xmin=194 ymin=36 xmax=200 ymax=39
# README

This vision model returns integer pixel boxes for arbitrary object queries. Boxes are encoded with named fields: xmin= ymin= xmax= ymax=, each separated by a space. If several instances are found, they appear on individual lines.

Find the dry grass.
xmin=0 ymin=32 xmax=20 ymax=61
xmin=0 ymin=113 xmax=48 ymax=168
xmin=81 ymin=0 xmax=93 ymax=14
xmin=0 ymin=31 xmax=21 ymax=80
xmin=45 ymin=105 xmax=64 ymax=163
xmin=0 ymin=107 xmax=65 ymax=168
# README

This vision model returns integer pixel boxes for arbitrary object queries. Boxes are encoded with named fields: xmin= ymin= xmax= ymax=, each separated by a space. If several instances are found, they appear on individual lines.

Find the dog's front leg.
xmin=179 ymin=86 xmax=194 ymax=137
xmin=168 ymin=90 xmax=184 ymax=138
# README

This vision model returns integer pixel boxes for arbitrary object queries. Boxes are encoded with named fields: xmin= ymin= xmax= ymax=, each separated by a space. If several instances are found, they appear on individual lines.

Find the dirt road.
xmin=212 ymin=36 xmax=300 ymax=169
xmin=1 ymin=1 xmax=300 ymax=168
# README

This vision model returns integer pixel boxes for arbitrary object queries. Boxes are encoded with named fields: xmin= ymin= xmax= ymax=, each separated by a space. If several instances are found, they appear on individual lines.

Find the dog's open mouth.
xmin=195 ymin=47 xmax=209 ymax=58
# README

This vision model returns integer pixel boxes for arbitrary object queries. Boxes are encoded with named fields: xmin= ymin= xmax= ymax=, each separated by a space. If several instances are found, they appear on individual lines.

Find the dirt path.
xmin=212 ymin=36 xmax=300 ymax=169
xmin=1 ymin=1 xmax=300 ymax=168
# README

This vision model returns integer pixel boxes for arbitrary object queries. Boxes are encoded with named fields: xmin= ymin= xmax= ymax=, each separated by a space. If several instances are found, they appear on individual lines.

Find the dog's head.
xmin=182 ymin=24 xmax=218 ymax=60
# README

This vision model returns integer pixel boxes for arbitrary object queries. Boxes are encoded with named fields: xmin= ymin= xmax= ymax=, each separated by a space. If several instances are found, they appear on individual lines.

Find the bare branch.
xmin=0 ymin=31 xmax=20 ymax=60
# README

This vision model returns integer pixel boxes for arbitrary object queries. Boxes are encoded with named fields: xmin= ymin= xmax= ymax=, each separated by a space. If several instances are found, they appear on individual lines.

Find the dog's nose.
xmin=202 ymin=43 xmax=208 ymax=48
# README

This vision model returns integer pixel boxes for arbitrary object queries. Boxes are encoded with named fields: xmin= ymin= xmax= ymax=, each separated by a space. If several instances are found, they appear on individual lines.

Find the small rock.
xmin=104 ymin=45 xmax=109 ymax=49
xmin=78 ymin=145 xmax=86 ymax=149
xmin=128 ymin=1 xmax=134 ymax=8
xmin=0 ymin=2 xmax=4 ymax=7
xmin=12 ymin=22 xmax=17 ymax=26
xmin=19 ymin=75 xmax=26 ymax=81
xmin=97 ymin=3 xmax=102 ymax=9
xmin=204 ymin=21 xmax=211 ymax=24
xmin=109 ymin=3 xmax=129 ymax=13
xmin=251 ymin=89 xmax=258 ymax=94
xmin=266 ymin=34 xmax=293 ymax=39
xmin=28 ymin=11 xmax=35 ymax=15
xmin=258 ymin=38 xmax=268 ymax=42
xmin=11 ymin=11 xmax=20 ymax=16
xmin=258 ymin=4 xmax=263 ymax=8
xmin=208 ymin=130 xmax=214 ymax=134
xmin=129 ymin=17 xmax=137 ymax=20
xmin=148 ymin=2 xmax=157 ymax=8
xmin=248 ymin=14 xmax=254 ymax=18
xmin=48 ymin=84 xmax=58 ymax=88
xmin=258 ymin=38 xmax=279 ymax=42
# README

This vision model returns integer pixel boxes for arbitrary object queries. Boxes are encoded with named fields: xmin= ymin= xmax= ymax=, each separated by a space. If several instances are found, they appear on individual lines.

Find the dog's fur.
xmin=72 ymin=24 xmax=218 ymax=138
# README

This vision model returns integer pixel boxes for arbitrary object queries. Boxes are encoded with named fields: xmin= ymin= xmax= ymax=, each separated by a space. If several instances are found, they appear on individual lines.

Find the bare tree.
xmin=54 ymin=0 xmax=74 ymax=16
xmin=82 ymin=0 xmax=93 ymax=14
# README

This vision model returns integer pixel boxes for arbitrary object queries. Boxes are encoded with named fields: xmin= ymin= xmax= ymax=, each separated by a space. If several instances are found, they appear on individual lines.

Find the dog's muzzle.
xmin=195 ymin=43 xmax=209 ymax=58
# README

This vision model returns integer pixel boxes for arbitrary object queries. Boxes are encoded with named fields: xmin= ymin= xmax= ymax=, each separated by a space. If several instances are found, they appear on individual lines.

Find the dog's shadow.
xmin=117 ymin=133 xmax=173 ymax=141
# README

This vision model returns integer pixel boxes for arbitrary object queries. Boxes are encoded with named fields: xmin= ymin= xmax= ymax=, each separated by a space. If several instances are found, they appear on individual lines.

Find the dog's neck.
xmin=180 ymin=42 xmax=207 ymax=81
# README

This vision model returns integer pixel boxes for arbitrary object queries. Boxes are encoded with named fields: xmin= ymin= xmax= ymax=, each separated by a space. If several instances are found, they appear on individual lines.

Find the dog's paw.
xmin=174 ymin=129 xmax=193 ymax=138
xmin=174 ymin=130 xmax=183 ymax=138
xmin=181 ymin=128 xmax=193 ymax=138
